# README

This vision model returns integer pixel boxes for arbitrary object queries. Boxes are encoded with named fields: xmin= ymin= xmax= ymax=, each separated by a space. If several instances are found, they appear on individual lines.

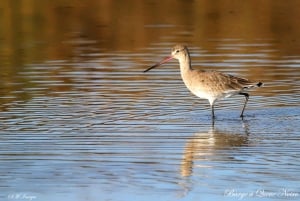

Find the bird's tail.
xmin=243 ymin=81 xmax=263 ymax=90
xmin=257 ymin=82 xmax=263 ymax=87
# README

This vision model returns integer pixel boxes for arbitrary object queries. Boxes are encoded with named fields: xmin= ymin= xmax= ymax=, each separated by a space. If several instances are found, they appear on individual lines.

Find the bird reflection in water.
xmin=180 ymin=122 xmax=250 ymax=177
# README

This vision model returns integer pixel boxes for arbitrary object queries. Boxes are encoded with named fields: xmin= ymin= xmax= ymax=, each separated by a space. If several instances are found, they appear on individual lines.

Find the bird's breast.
xmin=181 ymin=73 xmax=214 ymax=99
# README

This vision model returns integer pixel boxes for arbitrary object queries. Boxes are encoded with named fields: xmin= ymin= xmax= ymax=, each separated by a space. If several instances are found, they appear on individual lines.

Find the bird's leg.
xmin=211 ymin=104 xmax=215 ymax=119
xmin=239 ymin=93 xmax=249 ymax=118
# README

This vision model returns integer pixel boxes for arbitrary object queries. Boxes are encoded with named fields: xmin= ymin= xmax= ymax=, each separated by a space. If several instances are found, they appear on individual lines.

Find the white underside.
xmin=191 ymin=89 xmax=240 ymax=106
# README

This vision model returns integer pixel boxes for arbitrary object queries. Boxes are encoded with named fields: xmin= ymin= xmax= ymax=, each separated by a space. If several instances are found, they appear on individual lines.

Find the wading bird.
xmin=144 ymin=44 xmax=263 ymax=119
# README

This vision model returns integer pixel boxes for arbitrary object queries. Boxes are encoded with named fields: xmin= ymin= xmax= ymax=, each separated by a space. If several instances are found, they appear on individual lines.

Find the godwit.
xmin=144 ymin=44 xmax=263 ymax=119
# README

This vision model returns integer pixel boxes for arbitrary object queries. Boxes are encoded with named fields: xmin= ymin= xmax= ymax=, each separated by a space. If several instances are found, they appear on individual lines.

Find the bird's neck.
xmin=179 ymin=53 xmax=192 ymax=73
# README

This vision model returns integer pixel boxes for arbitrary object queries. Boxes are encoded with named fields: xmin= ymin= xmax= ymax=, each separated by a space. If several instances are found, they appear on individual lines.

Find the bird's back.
xmin=181 ymin=69 xmax=262 ymax=102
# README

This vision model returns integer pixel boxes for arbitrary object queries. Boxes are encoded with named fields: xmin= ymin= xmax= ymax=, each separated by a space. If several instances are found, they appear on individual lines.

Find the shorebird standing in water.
xmin=144 ymin=44 xmax=263 ymax=119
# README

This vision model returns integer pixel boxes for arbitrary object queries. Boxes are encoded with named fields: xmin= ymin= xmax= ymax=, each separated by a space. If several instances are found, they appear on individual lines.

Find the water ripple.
xmin=1 ymin=40 xmax=300 ymax=201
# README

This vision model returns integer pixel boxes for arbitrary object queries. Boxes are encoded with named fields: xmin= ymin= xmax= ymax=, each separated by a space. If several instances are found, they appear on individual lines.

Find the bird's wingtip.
xmin=257 ymin=82 xmax=263 ymax=87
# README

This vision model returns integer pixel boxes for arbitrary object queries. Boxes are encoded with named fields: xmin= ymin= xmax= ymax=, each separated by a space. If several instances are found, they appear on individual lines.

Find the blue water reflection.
xmin=1 ymin=1 xmax=300 ymax=200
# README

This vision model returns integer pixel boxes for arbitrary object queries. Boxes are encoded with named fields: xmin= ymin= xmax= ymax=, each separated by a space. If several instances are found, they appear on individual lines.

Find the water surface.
xmin=0 ymin=1 xmax=299 ymax=201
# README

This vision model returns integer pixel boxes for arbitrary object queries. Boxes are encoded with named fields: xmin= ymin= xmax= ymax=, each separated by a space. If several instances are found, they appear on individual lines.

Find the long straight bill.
xmin=143 ymin=56 xmax=174 ymax=72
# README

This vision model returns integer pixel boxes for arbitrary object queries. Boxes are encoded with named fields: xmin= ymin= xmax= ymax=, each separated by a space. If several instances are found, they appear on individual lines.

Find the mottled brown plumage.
xmin=144 ymin=44 xmax=263 ymax=118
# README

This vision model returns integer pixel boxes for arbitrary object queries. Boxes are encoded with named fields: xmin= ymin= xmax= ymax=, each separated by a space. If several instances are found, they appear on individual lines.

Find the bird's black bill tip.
xmin=143 ymin=64 xmax=158 ymax=73
xmin=143 ymin=55 xmax=174 ymax=73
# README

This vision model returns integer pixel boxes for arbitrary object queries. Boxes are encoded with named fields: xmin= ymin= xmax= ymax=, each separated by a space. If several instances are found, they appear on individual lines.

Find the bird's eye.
xmin=176 ymin=49 xmax=180 ymax=53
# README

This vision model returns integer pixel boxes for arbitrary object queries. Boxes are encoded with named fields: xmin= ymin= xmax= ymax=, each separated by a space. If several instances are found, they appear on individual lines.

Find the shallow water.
xmin=1 ymin=1 xmax=300 ymax=201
